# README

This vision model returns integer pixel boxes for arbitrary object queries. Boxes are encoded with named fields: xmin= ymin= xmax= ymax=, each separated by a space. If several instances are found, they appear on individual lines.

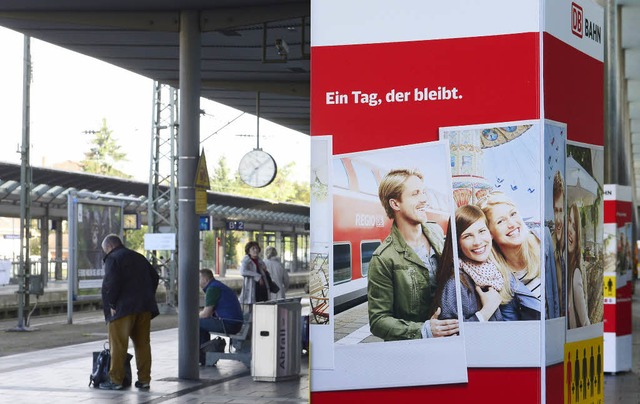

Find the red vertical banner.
xmin=602 ymin=184 xmax=633 ymax=373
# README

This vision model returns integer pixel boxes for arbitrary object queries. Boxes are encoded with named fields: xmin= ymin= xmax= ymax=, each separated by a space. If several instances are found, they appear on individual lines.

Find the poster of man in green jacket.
xmin=368 ymin=168 xmax=459 ymax=341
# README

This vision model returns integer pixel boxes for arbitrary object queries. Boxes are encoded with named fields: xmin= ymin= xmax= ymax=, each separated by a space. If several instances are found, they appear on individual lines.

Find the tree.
xmin=81 ymin=118 xmax=131 ymax=178
xmin=124 ymin=226 xmax=147 ymax=253
xmin=210 ymin=155 xmax=234 ymax=193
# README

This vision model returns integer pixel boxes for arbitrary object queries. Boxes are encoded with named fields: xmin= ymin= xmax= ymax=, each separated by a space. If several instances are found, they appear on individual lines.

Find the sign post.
xmin=195 ymin=149 xmax=210 ymax=214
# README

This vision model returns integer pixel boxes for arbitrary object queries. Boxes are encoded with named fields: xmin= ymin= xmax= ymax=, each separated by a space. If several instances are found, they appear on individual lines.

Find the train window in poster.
xmin=360 ymin=240 xmax=380 ymax=277
xmin=333 ymin=242 xmax=352 ymax=284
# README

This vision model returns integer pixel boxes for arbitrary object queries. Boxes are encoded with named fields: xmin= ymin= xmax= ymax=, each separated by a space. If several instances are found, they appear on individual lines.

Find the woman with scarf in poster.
xmin=436 ymin=205 xmax=503 ymax=322
xmin=477 ymin=191 xmax=558 ymax=320
xmin=567 ymin=204 xmax=590 ymax=329
xmin=437 ymin=204 xmax=540 ymax=322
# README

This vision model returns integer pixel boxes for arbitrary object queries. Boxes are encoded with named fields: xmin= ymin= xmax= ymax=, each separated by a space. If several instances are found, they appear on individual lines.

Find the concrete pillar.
xmin=604 ymin=0 xmax=632 ymax=186
xmin=177 ymin=10 xmax=201 ymax=380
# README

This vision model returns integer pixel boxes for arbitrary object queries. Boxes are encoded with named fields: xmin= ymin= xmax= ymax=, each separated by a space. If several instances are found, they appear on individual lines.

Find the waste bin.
xmin=251 ymin=298 xmax=302 ymax=382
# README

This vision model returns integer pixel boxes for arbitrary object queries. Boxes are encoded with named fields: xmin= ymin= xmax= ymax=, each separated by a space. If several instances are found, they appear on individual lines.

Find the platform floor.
xmin=0 ymin=326 xmax=309 ymax=404
xmin=2 ymin=278 xmax=640 ymax=402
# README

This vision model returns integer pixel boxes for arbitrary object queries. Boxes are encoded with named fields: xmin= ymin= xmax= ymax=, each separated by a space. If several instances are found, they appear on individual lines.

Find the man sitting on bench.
xmin=198 ymin=269 xmax=243 ymax=365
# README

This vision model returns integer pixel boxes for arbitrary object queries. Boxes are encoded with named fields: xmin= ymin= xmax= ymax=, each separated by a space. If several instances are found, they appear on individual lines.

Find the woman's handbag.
xmin=269 ymin=280 xmax=280 ymax=294
xmin=264 ymin=271 xmax=280 ymax=294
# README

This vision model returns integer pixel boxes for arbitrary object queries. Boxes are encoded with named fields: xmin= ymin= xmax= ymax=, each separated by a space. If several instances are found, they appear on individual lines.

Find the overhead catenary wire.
xmin=200 ymin=112 xmax=245 ymax=144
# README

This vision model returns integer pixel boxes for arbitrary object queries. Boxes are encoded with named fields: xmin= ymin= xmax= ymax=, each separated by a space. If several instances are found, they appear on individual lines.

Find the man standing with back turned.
xmin=99 ymin=234 xmax=159 ymax=390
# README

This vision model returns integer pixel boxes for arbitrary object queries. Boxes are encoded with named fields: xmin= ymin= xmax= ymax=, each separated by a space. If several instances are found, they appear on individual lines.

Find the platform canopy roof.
xmin=0 ymin=162 xmax=309 ymax=226
xmin=0 ymin=0 xmax=310 ymax=134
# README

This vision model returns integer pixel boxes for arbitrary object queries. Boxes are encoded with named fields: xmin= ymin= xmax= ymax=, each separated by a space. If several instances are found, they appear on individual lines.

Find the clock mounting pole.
xmin=256 ymin=91 xmax=261 ymax=150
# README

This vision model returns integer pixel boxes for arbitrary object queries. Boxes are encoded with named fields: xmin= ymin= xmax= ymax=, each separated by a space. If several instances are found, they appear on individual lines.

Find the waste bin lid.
xmin=254 ymin=297 xmax=302 ymax=306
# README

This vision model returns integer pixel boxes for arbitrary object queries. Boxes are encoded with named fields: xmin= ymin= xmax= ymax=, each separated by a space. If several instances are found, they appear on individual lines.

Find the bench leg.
xmin=230 ymin=338 xmax=251 ymax=353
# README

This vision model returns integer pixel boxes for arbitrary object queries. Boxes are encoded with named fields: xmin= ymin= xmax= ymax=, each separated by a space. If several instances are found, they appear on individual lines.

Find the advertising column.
xmin=545 ymin=1 xmax=605 ymax=403
xmin=311 ymin=0 xmax=545 ymax=401
xmin=603 ymin=184 xmax=633 ymax=373
xmin=311 ymin=0 xmax=604 ymax=402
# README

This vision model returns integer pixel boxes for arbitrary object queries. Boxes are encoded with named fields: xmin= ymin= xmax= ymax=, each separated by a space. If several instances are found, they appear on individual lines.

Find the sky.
xmin=0 ymin=27 xmax=310 ymax=184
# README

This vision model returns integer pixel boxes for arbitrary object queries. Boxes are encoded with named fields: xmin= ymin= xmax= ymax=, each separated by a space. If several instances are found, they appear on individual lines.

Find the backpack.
xmin=211 ymin=336 xmax=227 ymax=352
xmin=89 ymin=343 xmax=133 ymax=388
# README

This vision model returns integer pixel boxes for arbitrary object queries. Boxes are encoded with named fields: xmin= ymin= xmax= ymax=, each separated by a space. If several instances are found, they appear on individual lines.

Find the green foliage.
xmin=209 ymin=155 xmax=309 ymax=204
xmin=81 ymin=118 xmax=131 ymax=179
xmin=225 ymin=231 xmax=240 ymax=266
xmin=203 ymin=232 xmax=215 ymax=260
xmin=210 ymin=155 xmax=234 ymax=193
xmin=124 ymin=226 xmax=147 ymax=253
xmin=200 ymin=231 xmax=240 ymax=268
xmin=29 ymin=236 xmax=41 ymax=256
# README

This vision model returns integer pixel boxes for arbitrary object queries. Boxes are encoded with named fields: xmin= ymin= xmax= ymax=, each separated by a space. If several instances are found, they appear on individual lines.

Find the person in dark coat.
xmin=99 ymin=234 xmax=160 ymax=390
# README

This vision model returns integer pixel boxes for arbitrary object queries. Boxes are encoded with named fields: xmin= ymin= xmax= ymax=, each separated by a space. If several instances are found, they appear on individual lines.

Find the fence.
xmin=1 ymin=258 xmax=68 ymax=285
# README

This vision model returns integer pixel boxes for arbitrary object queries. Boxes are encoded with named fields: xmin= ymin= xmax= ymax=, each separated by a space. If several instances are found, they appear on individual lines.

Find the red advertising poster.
xmin=602 ymin=184 xmax=633 ymax=373
xmin=311 ymin=0 xmax=603 ymax=401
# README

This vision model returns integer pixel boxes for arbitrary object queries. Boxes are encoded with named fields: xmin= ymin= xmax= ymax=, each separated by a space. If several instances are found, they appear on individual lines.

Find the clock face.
xmin=238 ymin=149 xmax=277 ymax=188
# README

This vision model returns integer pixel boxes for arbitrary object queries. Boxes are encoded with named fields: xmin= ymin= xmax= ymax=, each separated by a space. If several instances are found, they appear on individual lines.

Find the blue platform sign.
xmin=199 ymin=215 xmax=210 ymax=231
xmin=226 ymin=221 xmax=244 ymax=231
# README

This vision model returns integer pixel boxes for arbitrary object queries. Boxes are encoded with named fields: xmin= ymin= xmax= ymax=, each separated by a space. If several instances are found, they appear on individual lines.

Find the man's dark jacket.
xmin=101 ymin=245 xmax=160 ymax=322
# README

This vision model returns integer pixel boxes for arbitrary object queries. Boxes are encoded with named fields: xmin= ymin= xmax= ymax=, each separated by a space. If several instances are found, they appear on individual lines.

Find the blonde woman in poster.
xmin=567 ymin=204 xmax=591 ymax=329
xmin=478 ymin=191 xmax=559 ymax=320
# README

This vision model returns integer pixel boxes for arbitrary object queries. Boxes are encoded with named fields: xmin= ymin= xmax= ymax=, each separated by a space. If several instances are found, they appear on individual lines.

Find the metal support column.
xmin=54 ymin=219 xmax=63 ymax=280
xmin=14 ymin=35 xmax=33 ymax=331
xmin=292 ymin=234 xmax=298 ymax=272
xmin=40 ymin=213 xmax=49 ymax=286
xmin=604 ymin=0 xmax=640 ymax=239
xmin=148 ymin=81 xmax=179 ymax=313
xmin=220 ymin=229 xmax=227 ymax=278
xmin=605 ymin=0 xmax=626 ymax=185
xmin=178 ymin=10 xmax=201 ymax=380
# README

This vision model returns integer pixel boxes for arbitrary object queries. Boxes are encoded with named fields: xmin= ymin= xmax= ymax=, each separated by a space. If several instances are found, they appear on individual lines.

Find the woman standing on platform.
xmin=239 ymin=241 xmax=273 ymax=308
xmin=264 ymin=246 xmax=289 ymax=300
xmin=567 ymin=204 xmax=590 ymax=329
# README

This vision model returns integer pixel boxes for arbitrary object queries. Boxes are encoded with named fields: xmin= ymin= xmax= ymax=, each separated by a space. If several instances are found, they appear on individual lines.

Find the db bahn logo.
xmin=571 ymin=2 xmax=602 ymax=43
xmin=571 ymin=2 xmax=583 ymax=38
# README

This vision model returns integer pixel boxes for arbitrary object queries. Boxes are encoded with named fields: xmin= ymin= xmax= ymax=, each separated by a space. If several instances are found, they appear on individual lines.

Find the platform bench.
xmin=200 ymin=314 xmax=252 ymax=368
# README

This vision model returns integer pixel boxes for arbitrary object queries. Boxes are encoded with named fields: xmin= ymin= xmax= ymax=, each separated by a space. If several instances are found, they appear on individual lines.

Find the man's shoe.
xmin=99 ymin=381 xmax=123 ymax=390
xmin=135 ymin=381 xmax=150 ymax=390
